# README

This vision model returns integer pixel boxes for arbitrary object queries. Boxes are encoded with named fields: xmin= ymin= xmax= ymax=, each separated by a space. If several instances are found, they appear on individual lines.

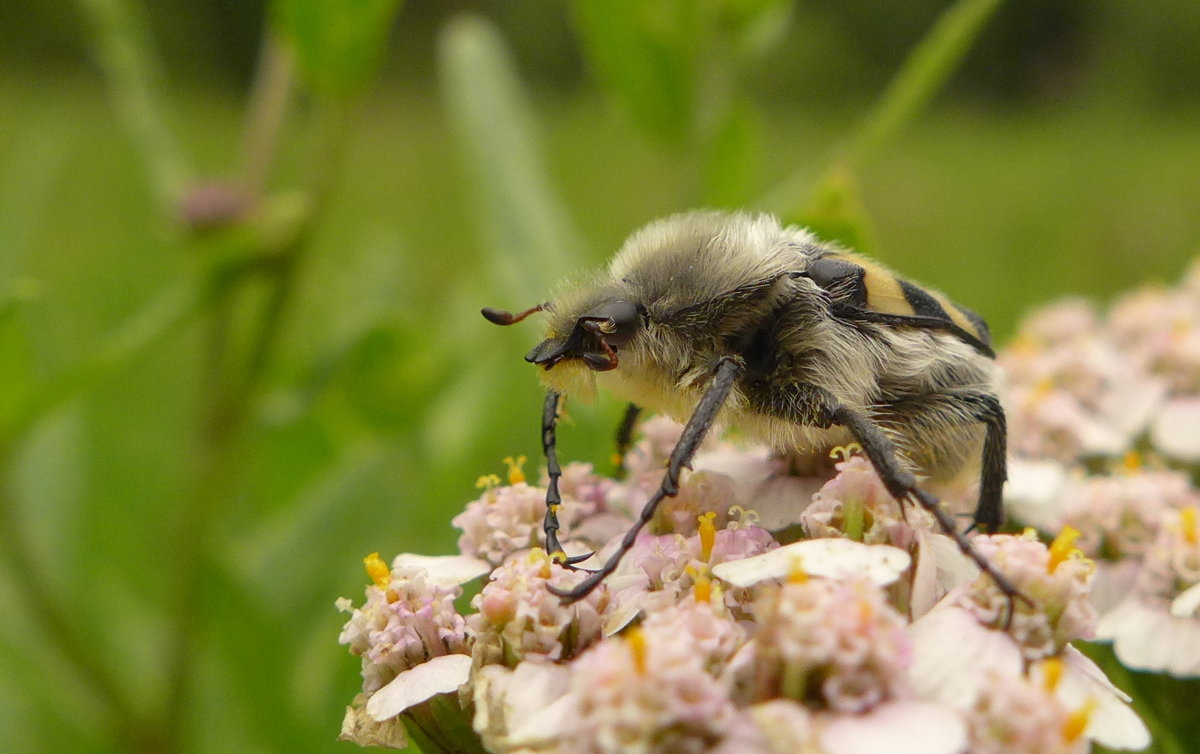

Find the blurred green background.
xmin=0 ymin=0 xmax=1197 ymax=751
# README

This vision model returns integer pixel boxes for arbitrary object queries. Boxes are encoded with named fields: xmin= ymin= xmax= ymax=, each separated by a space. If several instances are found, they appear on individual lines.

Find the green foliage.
xmin=273 ymin=0 xmax=405 ymax=95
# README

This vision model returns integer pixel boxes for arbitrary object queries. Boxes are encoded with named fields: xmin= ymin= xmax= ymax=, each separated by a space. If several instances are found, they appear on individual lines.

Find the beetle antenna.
xmin=481 ymin=302 xmax=549 ymax=326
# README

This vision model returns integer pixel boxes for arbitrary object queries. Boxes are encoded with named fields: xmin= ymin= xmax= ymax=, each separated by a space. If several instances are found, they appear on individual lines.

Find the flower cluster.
xmin=338 ymin=425 xmax=1151 ymax=752
xmin=1002 ymin=260 xmax=1200 ymax=676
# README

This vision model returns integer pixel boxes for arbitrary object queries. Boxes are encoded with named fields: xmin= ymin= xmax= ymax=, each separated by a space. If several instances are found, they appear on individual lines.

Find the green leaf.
xmin=437 ymin=14 xmax=582 ymax=302
xmin=74 ymin=0 xmax=191 ymax=206
xmin=701 ymin=98 xmax=761 ymax=206
xmin=791 ymin=164 xmax=879 ymax=254
xmin=571 ymin=0 xmax=703 ymax=144
xmin=273 ymin=0 xmax=404 ymax=96
xmin=849 ymin=0 xmax=1004 ymax=165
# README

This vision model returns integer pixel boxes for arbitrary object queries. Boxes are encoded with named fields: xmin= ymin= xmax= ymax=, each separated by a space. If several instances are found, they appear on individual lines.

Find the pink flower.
xmin=467 ymin=550 xmax=611 ymax=667
xmin=747 ymin=577 xmax=911 ymax=713
xmin=947 ymin=531 xmax=1097 ymax=661
xmin=337 ymin=555 xmax=469 ymax=696
xmin=562 ymin=626 xmax=738 ymax=754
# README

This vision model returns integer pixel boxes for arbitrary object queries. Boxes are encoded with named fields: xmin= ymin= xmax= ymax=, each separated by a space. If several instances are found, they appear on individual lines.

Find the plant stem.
xmin=74 ymin=0 xmax=190 ymax=208
xmin=761 ymin=0 xmax=1004 ymax=215
xmin=240 ymin=33 xmax=296 ymax=199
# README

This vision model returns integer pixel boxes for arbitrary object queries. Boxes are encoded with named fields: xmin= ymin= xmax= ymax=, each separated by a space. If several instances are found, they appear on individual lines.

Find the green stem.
xmin=239 ymin=32 xmax=296 ymax=199
xmin=847 ymin=0 xmax=1003 ymax=167
xmin=162 ymin=278 xmax=241 ymax=751
xmin=160 ymin=50 xmax=349 ymax=754
xmin=762 ymin=0 xmax=1004 ymax=215
xmin=74 ymin=0 xmax=190 ymax=207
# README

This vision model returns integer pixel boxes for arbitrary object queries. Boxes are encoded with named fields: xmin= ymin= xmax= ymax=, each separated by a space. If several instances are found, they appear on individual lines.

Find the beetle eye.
xmin=583 ymin=299 xmax=640 ymax=347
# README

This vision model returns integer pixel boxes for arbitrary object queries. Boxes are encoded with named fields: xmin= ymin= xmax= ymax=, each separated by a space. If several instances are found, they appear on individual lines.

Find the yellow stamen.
xmin=528 ymin=548 xmax=553 ymax=578
xmin=788 ymin=555 xmax=808 ymax=584
xmin=1040 ymin=657 xmax=1064 ymax=693
xmin=1181 ymin=507 xmax=1198 ymax=546
xmin=1063 ymin=698 xmax=1098 ymax=742
xmin=475 ymin=473 xmax=501 ymax=490
xmin=364 ymin=552 xmax=391 ymax=589
xmin=1121 ymin=450 xmax=1142 ymax=474
xmin=693 ymin=570 xmax=712 ymax=603
xmin=1048 ymin=526 xmax=1082 ymax=573
xmin=698 ymin=512 xmax=717 ymax=562
xmin=504 ymin=455 xmax=527 ymax=485
xmin=627 ymin=627 xmax=648 ymax=675
xmin=829 ymin=443 xmax=862 ymax=462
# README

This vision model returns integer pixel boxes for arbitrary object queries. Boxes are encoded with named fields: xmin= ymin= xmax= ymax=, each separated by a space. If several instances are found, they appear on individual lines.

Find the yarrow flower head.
xmin=1000 ymin=260 xmax=1200 ymax=688
xmin=338 ymin=553 xmax=469 ymax=695
xmin=949 ymin=529 xmax=1097 ymax=661
xmin=748 ymin=575 xmax=911 ymax=713
xmin=964 ymin=665 xmax=1091 ymax=754
xmin=468 ymin=548 xmax=611 ymax=668
xmin=562 ymin=625 xmax=738 ymax=754
xmin=336 ymin=553 xmax=477 ymax=748
xmin=338 ymin=340 xmax=1181 ymax=753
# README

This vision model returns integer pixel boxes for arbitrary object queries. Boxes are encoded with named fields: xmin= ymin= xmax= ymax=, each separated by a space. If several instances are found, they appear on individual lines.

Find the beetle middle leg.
xmin=878 ymin=389 xmax=1008 ymax=532
xmin=754 ymin=382 xmax=1028 ymax=619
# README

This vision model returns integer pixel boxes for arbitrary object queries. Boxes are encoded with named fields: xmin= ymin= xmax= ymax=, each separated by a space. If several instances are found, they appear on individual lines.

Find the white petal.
xmin=391 ymin=553 xmax=491 ymax=587
xmin=473 ymin=662 xmax=573 ymax=750
xmin=1004 ymin=458 xmax=1070 ymax=531
xmin=603 ymin=602 xmax=644 ymax=636
xmin=745 ymin=475 xmax=825 ymax=531
xmin=366 ymin=654 xmax=472 ymax=721
xmin=1089 ymin=561 xmax=1141 ymax=616
xmin=1055 ymin=646 xmax=1150 ymax=750
xmin=1105 ymin=376 xmax=1166 ymax=439
xmin=1099 ymin=600 xmax=1200 ymax=677
xmin=1171 ymin=581 xmax=1200 ymax=618
xmin=818 ymin=700 xmax=966 ymax=754
xmin=1152 ymin=396 xmax=1200 ymax=462
xmin=501 ymin=663 xmax=575 ymax=746
xmin=1077 ymin=416 xmax=1129 ymax=457
xmin=909 ymin=530 xmax=940 ymax=619
xmin=907 ymin=607 xmax=1022 ymax=709
xmin=927 ymin=533 xmax=980 ymax=593
xmin=711 ymin=538 xmax=909 ymax=588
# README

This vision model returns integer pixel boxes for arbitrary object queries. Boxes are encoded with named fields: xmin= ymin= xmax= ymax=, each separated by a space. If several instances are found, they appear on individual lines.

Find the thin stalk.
xmin=74 ymin=0 xmax=190 ymax=207
xmin=239 ymin=33 xmax=296 ymax=199
xmin=761 ymin=0 xmax=1004 ymax=215
xmin=162 ymin=282 xmax=240 ymax=751
xmin=161 ymin=45 xmax=350 ymax=753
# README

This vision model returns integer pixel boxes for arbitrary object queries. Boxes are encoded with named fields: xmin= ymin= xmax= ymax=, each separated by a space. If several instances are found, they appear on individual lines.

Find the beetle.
xmin=484 ymin=210 xmax=1019 ymax=605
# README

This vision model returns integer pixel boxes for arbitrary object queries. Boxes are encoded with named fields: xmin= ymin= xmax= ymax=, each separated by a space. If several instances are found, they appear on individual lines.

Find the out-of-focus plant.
xmin=2 ymin=0 xmax=405 ymax=750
